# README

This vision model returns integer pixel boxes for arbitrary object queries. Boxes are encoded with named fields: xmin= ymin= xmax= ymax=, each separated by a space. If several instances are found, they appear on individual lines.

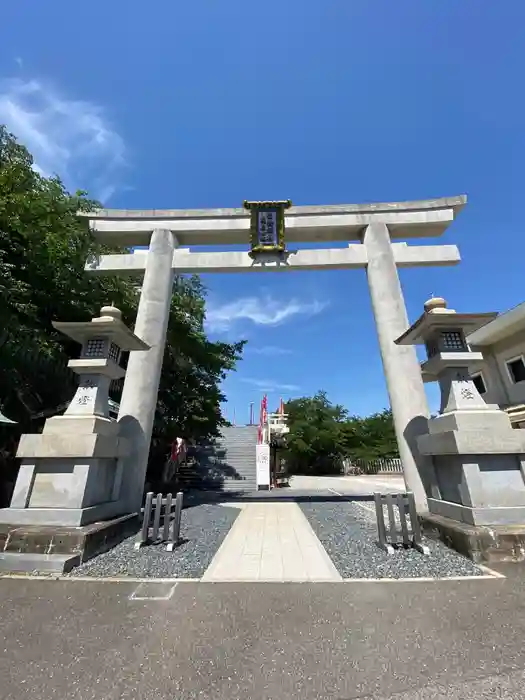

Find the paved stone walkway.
xmin=202 ymin=501 xmax=342 ymax=582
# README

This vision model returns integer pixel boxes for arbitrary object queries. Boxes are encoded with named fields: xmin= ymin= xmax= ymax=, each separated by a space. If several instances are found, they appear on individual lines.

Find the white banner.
xmin=256 ymin=443 xmax=271 ymax=488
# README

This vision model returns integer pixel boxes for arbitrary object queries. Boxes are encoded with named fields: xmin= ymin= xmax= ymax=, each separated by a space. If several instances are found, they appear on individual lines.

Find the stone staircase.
xmin=177 ymin=426 xmax=258 ymax=492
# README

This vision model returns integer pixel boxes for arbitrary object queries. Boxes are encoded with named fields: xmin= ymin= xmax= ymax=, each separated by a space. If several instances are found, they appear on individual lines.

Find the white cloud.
xmin=241 ymin=378 xmax=300 ymax=393
xmin=0 ymin=77 xmax=126 ymax=203
xmin=206 ymin=295 xmax=327 ymax=332
xmin=250 ymin=345 xmax=293 ymax=356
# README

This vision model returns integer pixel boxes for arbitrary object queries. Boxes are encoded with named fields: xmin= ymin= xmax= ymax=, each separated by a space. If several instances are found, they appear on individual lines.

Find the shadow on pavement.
xmin=182 ymin=490 xmax=376 ymax=508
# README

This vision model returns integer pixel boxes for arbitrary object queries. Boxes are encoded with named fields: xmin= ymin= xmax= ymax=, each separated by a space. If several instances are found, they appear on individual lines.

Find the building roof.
xmin=467 ymin=301 xmax=525 ymax=347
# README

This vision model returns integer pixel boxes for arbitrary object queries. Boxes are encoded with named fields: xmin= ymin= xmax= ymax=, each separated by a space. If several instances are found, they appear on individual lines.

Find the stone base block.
xmin=10 ymin=458 xmax=124 ymax=513
xmin=0 ymin=552 xmax=81 ymax=574
xmin=428 ymin=409 xmax=512 ymax=434
xmin=17 ymin=433 xmax=129 ymax=459
xmin=0 ymin=498 xmax=129 ymax=527
xmin=43 ymin=415 xmax=119 ymax=437
xmin=428 ymin=497 xmax=525 ymax=526
xmin=418 ymin=429 xmax=525 ymax=455
xmin=0 ymin=512 xmax=139 ymax=573
xmin=421 ymin=511 xmax=525 ymax=564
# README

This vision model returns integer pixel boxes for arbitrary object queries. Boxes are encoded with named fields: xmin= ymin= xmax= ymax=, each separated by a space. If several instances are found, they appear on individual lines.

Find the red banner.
xmin=257 ymin=394 xmax=268 ymax=444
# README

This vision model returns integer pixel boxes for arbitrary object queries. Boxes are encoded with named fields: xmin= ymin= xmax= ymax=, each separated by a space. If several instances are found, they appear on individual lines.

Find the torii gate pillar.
xmin=117 ymin=229 xmax=176 ymax=513
xmin=363 ymin=222 xmax=434 ymax=511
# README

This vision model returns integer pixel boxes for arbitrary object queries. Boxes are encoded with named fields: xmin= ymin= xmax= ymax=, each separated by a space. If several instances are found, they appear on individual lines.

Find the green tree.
xmin=341 ymin=409 xmax=398 ymax=462
xmin=0 ymin=123 xmax=114 ymax=428
xmin=284 ymin=390 xmax=399 ymax=475
xmin=0 ymin=125 xmax=244 ymax=498
xmin=284 ymin=391 xmax=348 ymax=474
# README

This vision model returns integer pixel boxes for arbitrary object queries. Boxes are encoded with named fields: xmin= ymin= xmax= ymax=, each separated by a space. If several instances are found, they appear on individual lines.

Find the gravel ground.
xmin=68 ymin=503 xmax=239 ymax=578
xmin=300 ymin=500 xmax=485 ymax=579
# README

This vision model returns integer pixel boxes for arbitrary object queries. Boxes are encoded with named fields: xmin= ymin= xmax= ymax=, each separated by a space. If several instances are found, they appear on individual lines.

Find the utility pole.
xmin=249 ymin=402 xmax=254 ymax=426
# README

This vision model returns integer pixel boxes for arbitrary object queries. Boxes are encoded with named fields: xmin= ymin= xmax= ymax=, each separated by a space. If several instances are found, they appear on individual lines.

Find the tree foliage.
xmin=284 ymin=392 xmax=347 ymax=474
xmin=340 ymin=409 xmax=398 ymax=462
xmin=0 ymin=125 xmax=244 ymax=498
xmin=284 ymin=392 xmax=398 ymax=474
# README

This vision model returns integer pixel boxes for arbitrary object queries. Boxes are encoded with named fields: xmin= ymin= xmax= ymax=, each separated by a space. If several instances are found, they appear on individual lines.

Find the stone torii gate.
xmin=84 ymin=196 xmax=465 ymax=513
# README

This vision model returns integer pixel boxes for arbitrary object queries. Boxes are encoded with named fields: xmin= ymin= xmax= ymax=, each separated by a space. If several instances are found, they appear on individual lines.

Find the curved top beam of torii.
xmin=83 ymin=195 xmax=465 ymax=276
xmin=83 ymin=195 xmax=466 ymax=248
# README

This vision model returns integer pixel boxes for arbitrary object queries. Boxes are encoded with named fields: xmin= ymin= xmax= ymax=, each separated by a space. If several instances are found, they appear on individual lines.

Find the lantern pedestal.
xmin=1 ymin=438 xmax=130 ymax=527
xmin=0 ymin=307 xmax=149 ymax=572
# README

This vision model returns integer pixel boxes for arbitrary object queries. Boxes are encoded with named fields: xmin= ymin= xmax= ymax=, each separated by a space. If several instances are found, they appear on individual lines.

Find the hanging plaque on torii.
xmin=243 ymin=199 xmax=292 ymax=258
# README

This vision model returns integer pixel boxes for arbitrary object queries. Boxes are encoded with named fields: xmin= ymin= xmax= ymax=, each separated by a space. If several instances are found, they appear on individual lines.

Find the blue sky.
xmin=2 ymin=1 xmax=525 ymax=424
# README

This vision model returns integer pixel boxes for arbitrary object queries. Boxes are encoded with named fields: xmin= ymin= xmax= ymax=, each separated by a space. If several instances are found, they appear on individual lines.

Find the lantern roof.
xmin=52 ymin=307 xmax=149 ymax=352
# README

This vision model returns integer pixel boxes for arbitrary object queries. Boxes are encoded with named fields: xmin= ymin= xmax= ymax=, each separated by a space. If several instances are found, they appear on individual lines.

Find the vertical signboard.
xmin=243 ymin=199 xmax=292 ymax=256
xmin=256 ymin=443 xmax=271 ymax=490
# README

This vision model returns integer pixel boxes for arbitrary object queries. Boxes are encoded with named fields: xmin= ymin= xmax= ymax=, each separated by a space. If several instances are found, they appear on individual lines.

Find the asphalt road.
xmin=2 ymin=565 xmax=525 ymax=699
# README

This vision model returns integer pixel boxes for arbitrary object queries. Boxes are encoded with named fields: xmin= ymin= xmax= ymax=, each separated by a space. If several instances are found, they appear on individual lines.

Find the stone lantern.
xmin=396 ymin=297 xmax=525 ymax=530
xmin=0 ymin=306 xmax=149 ymax=529
xmin=51 ymin=304 xmax=142 ymax=424
xmin=407 ymin=297 xmax=499 ymax=417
